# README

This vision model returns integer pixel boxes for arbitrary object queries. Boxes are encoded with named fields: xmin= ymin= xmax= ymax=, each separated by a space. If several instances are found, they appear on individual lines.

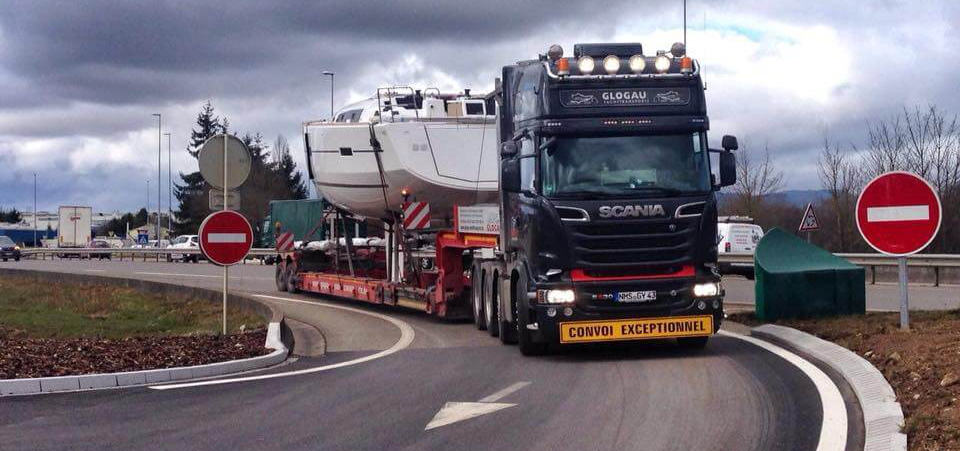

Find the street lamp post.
xmin=322 ymin=71 xmax=335 ymax=120
xmin=164 ymin=132 xmax=172 ymax=235
xmin=33 ymin=173 xmax=37 ymax=247
xmin=152 ymin=113 xmax=161 ymax=245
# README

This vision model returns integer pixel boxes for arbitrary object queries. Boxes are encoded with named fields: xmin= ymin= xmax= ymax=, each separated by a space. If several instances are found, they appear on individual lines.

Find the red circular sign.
xmin=856 ymin=171 xmax=941 ymax=256
xmin=199 ymin=210 xmax=253 ymax=266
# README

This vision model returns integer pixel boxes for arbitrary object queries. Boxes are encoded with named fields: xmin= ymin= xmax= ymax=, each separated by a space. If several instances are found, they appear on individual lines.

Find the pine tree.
xmin=172 ymin=101 xmax=227 ymax=235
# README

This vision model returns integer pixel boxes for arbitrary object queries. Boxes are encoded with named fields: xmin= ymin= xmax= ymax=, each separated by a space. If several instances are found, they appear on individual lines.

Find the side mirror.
xmin=721 ymin=135 xmax=738 ymax=151
xmin=501 ymin=158 xmax=521 ymax=193
xmin=719 ymin=151 xmax=736 ymax=187
xmin=500 ymin=141 xmax=518 ymax=158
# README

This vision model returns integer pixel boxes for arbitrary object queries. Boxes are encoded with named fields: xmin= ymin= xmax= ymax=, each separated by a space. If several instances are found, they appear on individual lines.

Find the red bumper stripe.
xmin=570 ymin=265 xmax=695 ymax=282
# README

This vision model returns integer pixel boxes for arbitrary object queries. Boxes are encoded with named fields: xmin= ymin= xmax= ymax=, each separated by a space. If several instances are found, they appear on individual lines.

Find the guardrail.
xmin=21 ymin=247 xmax=277 ymax=263
xmin=719 ymin=252 xmax=960 ymax=285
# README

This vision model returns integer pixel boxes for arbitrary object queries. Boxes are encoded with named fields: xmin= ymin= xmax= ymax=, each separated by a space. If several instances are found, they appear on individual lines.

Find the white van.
xmin=717 ymin=218 xmax=764 ymax=279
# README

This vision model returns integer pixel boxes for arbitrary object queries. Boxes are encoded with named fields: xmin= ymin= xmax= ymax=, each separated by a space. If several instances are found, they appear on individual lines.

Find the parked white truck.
xmin=57 ymin=206 xmax=92 ymax=257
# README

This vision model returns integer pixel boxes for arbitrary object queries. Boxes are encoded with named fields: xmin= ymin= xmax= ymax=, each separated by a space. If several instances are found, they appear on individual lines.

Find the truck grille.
xmin=568 ymin=218 xmax=697 ymax=269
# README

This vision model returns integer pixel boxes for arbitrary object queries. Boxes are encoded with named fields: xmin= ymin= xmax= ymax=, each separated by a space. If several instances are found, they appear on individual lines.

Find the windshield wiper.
xmin=550 ymin=189 xmax=616 ymax=198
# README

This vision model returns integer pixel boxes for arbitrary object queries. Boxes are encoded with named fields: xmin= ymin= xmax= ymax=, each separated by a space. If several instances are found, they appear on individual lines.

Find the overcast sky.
xmin=1 ymin=0 xmax=958 ymax=213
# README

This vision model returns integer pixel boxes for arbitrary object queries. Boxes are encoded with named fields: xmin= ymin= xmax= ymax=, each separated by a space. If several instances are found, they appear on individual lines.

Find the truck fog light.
xmin=563 ymin=307 xmax=574 ymax=317
xmin=544 ymin=289 xmax=575 ymax=304
xmin=712 ymin=300 xmax=720 ymax=309
xmin=629 ymin=54 xmax=646 ymax=73
xmin=697 ymin=300 xmax=707 ymax=310
xmin=693 ymin=282 xmax=719 ymax=297
xmin=654 ymin=54 xmax=671 ymax=73
xmin=602 ymin=55 xmax=620 ymax=74
xmin=547 ymin=307 xmax=557 ymax=317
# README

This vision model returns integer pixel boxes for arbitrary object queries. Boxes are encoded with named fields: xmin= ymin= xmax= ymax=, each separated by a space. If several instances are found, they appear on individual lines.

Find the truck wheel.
xmin=276 ymin=263 xmax=288 ymax=292
xmin=517 ymin=304 xmax=547 ymax=356
xmin=286 ymin=265 xmax=300 ymax=294
xmin=498 ymin=271 xmax=518 ymax=345
xmin=678 ymin=336 xmax=709 ymax=349
xmin=484 ymin=268 xmax=499 ymax=337
xmin=472 ymin=263 xmax=486 ymax=331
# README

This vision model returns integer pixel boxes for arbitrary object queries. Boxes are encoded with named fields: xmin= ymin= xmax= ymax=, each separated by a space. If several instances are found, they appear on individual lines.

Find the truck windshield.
xmin=541 ymin=133 xmax=711 ymax=197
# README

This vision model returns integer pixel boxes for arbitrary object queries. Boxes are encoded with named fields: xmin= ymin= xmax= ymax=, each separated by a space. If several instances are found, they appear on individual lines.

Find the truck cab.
xmin=495 ymin=42 xmax=738 ymax=354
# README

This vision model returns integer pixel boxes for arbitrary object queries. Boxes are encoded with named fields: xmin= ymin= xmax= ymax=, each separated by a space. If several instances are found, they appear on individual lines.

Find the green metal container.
xmin=754 ymin=228 xmax=866 ymax=321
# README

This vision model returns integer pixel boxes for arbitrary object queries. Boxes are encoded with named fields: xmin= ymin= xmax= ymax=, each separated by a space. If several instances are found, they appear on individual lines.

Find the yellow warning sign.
xmin=559 ymin=315 xmax=713 ymax=344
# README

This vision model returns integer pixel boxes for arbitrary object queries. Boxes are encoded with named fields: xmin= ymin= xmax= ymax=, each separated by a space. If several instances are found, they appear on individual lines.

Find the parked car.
xmin=167 ymin=235 xmax=200 ymax=262
xmin=0 ymin=236 xmax=21 ymax=262
xmin=84 ymin=239 xmax=112 ymax=260
xmin=717 ymin=218 xmax=764 ymax=280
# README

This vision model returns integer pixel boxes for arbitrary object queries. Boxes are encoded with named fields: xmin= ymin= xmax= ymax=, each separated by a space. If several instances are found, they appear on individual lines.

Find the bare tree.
xmin=818 ymin=137 xmax=863 ymax=251
xmin=729 ymin=140 xmax=785 ymax=219
xmin=865 ymin=115 xmax=905 ymax=175
xmin=272 ymin=135 xmax=290 ymax=165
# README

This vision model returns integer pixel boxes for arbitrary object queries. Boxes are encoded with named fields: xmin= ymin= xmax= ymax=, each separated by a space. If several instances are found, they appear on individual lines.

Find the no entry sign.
xmin=199 ymin=210 xmax=253 ymax=266
xmin=856 ymin=171 xmax=942 ymax=256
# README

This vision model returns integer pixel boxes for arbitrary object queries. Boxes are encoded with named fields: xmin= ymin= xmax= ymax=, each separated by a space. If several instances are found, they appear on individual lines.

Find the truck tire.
xmin=472 ymin=263 xmax=486 ymax=330
xmin=276 ymin=263 xmax=288 ymax=292
xmin=286 ymin=265 xmax=300 ymax=294
xmin=483 ymin=267 xmax=499 ymax=337
xmin=498 ymin=271 xmax=518 ymax=345
xmin=678 ymin=336 xmax=709 ymax=349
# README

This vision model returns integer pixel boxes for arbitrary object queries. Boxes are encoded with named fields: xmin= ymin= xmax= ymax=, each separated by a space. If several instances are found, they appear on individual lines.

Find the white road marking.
xmin=84 ymin=269 xmax=106 ymax=272
xmin=134 ymin=271 xmax=272 ymax=281
xmin=150 ymin=294 xmax=415 ymax=390
xmin=478 ymin=381 xmax=531 ymax=403
xmin=720 ymin=331 xmax=847 ymax=451
xmin=866 ymin=205 xmax=929 ymax=222
xmin=207 ymin=233 xmax=247 ymax=243
xmin=425 ymin=381 xmax=530 ymax=430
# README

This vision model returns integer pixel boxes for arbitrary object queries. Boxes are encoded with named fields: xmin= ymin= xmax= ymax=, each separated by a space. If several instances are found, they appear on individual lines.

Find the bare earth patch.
xmin=729 ymin=311 xmax=960 ymax=450
xmin=0 ymin=327 xmax=268 ymax=378
xmin=0 ymin=275 xmax=271 ymax=379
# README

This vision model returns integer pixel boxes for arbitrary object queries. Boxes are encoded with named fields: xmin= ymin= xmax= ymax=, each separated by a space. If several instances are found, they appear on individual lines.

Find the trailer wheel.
xmin=286 ymin=264 xmax=300 ymax=294
xmin=483 ymin=267 xmax=498 ymax=337
xmin=276 ymin=263 xmax=288 ymax=292
xmin=472 ymin=263 xmax=486 ymax=330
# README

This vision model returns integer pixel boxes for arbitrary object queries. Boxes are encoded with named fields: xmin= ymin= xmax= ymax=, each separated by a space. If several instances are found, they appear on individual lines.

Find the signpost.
xmin=798 ymin=202 xmax=820 ymax=242
xmin=856 ymin=171 xmax=942 ymax=330
xmin=197 ymin=134 xmax=251 ymax=334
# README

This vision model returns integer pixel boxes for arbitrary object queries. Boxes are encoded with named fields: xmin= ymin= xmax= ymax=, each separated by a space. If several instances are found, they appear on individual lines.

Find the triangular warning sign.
xmin=798 ymin=202 xmax=820 ymax=232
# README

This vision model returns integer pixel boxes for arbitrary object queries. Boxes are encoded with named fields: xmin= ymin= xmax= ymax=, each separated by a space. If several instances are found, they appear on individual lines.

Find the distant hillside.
xmin=718 ymin=189 xmax=830 ymax=208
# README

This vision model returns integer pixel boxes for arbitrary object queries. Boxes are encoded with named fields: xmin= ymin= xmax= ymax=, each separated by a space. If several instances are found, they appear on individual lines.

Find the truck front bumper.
xmin=530 ymin=296 xmax=723 ymax=345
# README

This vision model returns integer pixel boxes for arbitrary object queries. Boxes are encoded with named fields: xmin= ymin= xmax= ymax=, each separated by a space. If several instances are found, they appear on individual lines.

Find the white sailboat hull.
xmin=305 ymin=120 xmax=499 ymax=222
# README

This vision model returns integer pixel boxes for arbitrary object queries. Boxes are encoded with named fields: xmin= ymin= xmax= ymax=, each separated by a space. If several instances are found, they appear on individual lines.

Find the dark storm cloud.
xmin=0 ymin=0 xmax=642 ymax=107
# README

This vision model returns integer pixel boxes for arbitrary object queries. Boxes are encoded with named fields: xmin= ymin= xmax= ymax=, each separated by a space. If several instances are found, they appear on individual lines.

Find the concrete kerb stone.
xmin=752 ymin=324 xmax=907 ymax=451
xmin=0 ymin=268 xmax=292 ymax=396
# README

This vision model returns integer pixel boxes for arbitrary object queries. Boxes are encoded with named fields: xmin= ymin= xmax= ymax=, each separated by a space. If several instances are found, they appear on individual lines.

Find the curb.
xmin=0 ymin=321 xmax=288 ymax=396
xmin=753 ymin=324 xmax=907 ymax=451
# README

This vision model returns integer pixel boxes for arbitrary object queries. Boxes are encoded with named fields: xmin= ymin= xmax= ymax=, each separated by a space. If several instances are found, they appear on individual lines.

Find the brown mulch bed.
xmin=729 ymin=311 xmax=960 ymax=450
xmin=1 ymin=327 xmax=270 ymax=379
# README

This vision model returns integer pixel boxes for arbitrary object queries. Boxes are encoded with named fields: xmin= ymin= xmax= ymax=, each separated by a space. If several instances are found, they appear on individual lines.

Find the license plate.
xmin=559 ymin=315 xmax=713 ymax=344
xmin=616 ymin=290 xmax=656 ymax=303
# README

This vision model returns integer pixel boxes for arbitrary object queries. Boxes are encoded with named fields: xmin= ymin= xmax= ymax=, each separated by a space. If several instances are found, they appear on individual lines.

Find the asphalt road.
xmin=0 ymin=259 xmax=842 ymax=451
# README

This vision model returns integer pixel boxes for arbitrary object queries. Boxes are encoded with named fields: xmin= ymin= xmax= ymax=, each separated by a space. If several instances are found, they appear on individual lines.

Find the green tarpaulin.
xmin=754 ymin=228 xmax=866 ymax=321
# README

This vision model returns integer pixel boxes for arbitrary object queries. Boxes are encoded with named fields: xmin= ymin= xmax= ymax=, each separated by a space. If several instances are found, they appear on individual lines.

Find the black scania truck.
xmin=473 ymin=42 xmax=738 ymax=355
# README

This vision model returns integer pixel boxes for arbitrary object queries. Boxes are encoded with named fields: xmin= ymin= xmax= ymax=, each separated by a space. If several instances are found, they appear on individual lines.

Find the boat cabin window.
xmin=334 ymin=109 xmax=364 ymax=123
xmin=465 ymin=102 xmax=484 ymax=115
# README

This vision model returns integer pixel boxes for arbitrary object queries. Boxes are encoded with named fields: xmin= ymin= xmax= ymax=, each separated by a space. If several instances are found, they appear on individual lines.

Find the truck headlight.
xmin=13 ymin=246 xmax=20 ymax=251
xmin=602 ymin=55 xmax=620 ymax=74
xmin=693 ymin=282 xmax=719 ymax=297
xmin=654 ymin=54 xmax=671 ymax=73
xmin=541 ymin=289 xmax=575 ymax=304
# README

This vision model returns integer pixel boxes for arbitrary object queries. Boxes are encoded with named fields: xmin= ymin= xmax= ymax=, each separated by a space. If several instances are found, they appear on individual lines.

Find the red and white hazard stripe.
xmin=402 ymin=201 xmax=431 ymax=230
xmin=276 ymin=232 xmax=295 ymax=252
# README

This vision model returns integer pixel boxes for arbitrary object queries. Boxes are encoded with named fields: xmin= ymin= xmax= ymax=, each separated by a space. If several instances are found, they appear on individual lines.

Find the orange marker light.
xmin=680 ymin=57 xmax=693 ymax=74
xmin=557 ymin=57 xmax=570 ymax=75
